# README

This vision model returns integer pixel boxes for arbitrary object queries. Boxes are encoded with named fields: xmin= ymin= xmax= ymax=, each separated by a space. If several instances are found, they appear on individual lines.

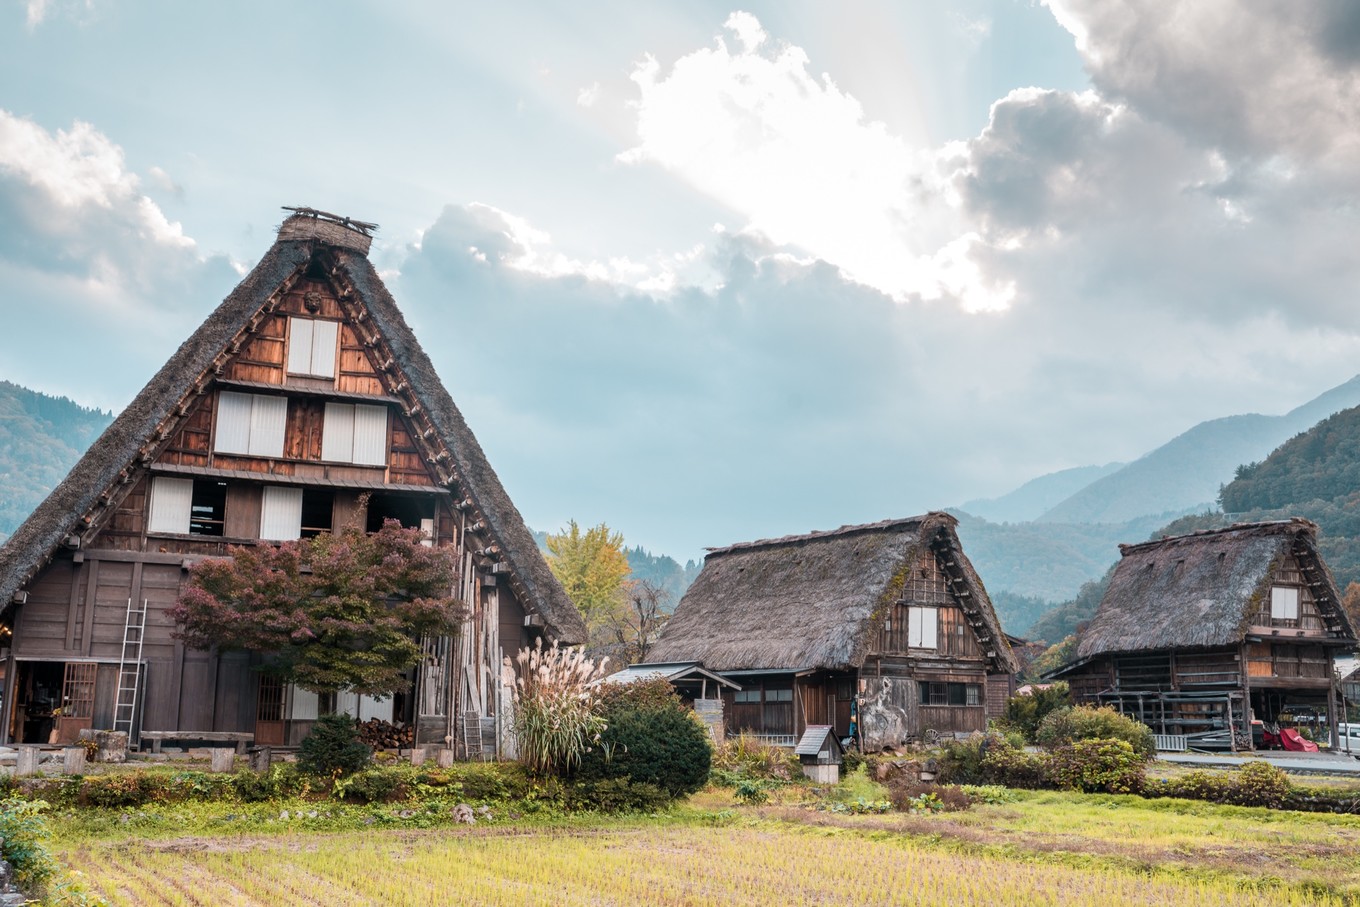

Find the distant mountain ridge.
xmin=960 ymin=463 xmax=1123 ymax=524
xmin=0 ymin=381 xmax=113 ymax=540
xmin=1037 ymin=374 xmax=1360 ymax=524
xmin=953 ymin=374 xmax=1360 ymax=637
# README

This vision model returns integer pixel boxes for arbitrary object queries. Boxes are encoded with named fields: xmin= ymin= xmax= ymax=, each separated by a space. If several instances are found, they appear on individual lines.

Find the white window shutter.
xmin=921 ymin=607 xmax=938 ymax=648
xmin=249 ymin=395 xmax=288 ymax=457
xmin=214 ymin=392 xmax=253 ymax=454
xmin=259 ymin=486 xmax=303 ymax=540
xmin=311 ymin=320 xmax=338 ymax=378
xmin=908 ymin=607 xmax=938 ymax=649
xmin=352 ymin=404 xmax=388 ymax=466
xmin=148 ymin=477 xmax=193 ymax=534
xmin=322 ymin=402 xmax=355 ymax=462
xmin=1271 ymin=587 xmax=1299 ymax=620
xmin=287 ymin=318 xmax=314 ymax=375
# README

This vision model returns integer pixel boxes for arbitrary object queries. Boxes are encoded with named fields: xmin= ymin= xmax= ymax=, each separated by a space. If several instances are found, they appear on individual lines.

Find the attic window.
xmin=286 ymin=317 xmax=339 ymax=379
xmin=215 ymin=392 xmax=287 ymax=458
xmin=907 ymin=606 xmax=938 ymax=649
xmin=1271 ymin=586 xmax=1300 ymax=622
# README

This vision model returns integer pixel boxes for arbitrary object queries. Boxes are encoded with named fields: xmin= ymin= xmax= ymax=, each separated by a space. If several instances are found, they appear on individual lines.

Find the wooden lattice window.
xmin=62 ymin=663 xmax=97 ymax=720
xmin=256 ymin=675 xmax=285 ymax=722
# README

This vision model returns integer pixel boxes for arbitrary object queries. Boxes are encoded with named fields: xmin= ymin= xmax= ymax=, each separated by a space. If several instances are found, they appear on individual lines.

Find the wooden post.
xmin=16 ymin=746 xmax=40 ymax=777
xmin=209 ymin=748 xmax=235 ymax=773
xmin=410 ymin=746 xmax=427 ymax=766
xmin=436 ymin=747 xmax=455 ymax=768
xmin=62 ymin=746 xmax=87 ymax=775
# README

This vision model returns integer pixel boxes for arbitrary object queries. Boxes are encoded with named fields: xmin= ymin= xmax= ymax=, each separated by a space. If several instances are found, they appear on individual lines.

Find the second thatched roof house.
xmin=1052 ymin=519 xmax=1356 ymax=750
xmin=646 ymin=513 xmax=1015 ymax=751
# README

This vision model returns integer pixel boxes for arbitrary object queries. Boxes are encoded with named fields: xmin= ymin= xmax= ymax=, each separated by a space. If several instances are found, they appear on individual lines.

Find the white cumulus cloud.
xmin=619 ymin=12 xmax=986 ymax=307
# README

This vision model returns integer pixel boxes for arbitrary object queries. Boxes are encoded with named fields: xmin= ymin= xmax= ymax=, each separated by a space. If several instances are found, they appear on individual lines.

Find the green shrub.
xmin=1153 ymin=761 xmax=1290 ymax=808
xmin=0 ymin=797 xmax=56 ymax=889
xmin=80 ymin=773 xmax=149 ymax=809
xmin=334 ymin=766 xmax=412 ymax=803
xmin=980 ymin=743 xmax=1050 ymax=789
xmin=1046 ymin=738 xmax=1145 ymax=794
xmin=233 ymin=763 xmax=307 ymax=802
xmin=998 ymin=682 xmax=1071 ymax=741
xmin=575 ymin=679 xmax=712 ymax=799
xmin=298 ymin=713 xmax=371 ymax=777
xmin=712 ymin=734 xmax=799 ymax=784
xmin=733 ymin=778 xmax=769 ymax=804
xmin=1035 ymin=706 xmax=1155 ymax=759
xmin=567 ymin=778 xmax=672 ymax=813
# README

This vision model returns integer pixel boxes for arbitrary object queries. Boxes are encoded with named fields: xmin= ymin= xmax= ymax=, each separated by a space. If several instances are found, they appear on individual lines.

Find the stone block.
xmin=209 ymin=749 xmax=236 ymax=773
xmin=62 ymin=746 xmax=87 ymax=775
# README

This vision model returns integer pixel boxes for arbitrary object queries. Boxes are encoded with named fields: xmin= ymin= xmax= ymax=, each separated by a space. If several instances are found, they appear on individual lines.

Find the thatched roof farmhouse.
xmin=0 ymin=208 xmax=582 ymax=753
xmin=1055 ymin=519 xmax=1356 ymax=750
xmin=648 ymin=513 xmax=1015 ymax=750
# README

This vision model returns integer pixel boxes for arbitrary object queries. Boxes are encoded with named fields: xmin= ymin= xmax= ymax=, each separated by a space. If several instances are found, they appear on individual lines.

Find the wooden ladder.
xmin=113 ymin=598 xmax=147 ymax=739
xmin=461 ymin=710 xmax=483 ymax=761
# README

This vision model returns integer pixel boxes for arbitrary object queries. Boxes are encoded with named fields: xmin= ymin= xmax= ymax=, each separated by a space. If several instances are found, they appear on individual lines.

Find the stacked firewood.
xmin=357 ymin=719 xmax=414 ymax=749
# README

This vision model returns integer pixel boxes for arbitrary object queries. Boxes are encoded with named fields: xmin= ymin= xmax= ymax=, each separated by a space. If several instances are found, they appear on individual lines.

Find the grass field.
xmin=51 ymin=788 xmax=1360 ymax=906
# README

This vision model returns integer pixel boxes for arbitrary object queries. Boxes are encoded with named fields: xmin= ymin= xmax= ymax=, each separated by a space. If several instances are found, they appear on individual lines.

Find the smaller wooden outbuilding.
xmin=794 ymin=725 xmax=844 ymax=783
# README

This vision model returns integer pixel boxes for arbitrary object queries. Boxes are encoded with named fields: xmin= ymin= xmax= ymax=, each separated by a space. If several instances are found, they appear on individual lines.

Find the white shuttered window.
xmin=286 ymin=318 xmax=339 ymax=378
xmin=908 ymin=606 xmax=939 ymax=649
xmin=321 ymin=402 xmax=388 ymax=466
xmin=1271 ymin=586 xmax=1300 ymax=620
xmin=215 ymin=392 xmax=287 ymax=457
xmin=148 ymin=477 xmax=193 ymax=534
xmin=259 ymin=486 xmax=304 ymax=540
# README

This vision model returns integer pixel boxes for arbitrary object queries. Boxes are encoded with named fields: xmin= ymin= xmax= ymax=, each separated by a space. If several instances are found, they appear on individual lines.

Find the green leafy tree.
xmin=545 ymin=520 xmax=630 ymax=644
xmin=171 ymin=520 xmax=466 ymax=695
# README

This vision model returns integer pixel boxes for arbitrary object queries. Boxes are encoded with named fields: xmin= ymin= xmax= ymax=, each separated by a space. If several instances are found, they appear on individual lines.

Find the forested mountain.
xmin=1036 ymin=375 xmax=1360 ymax=524
xmin=1206 ymin=404 xmax=1360 ymax=590
xmin=0 ymin=381 xmax=113 ymax=540
xmin=622 ymin=545 xmax=701 ymax=609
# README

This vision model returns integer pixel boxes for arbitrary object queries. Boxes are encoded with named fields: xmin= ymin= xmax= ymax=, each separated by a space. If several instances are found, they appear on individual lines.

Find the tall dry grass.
xmin=501 ymin=640 xmax=610 ymax=775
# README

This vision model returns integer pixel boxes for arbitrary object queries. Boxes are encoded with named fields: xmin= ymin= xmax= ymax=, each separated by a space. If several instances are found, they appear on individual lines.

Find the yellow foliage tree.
xmin=545 ymin=520 xmax=630 ymax=646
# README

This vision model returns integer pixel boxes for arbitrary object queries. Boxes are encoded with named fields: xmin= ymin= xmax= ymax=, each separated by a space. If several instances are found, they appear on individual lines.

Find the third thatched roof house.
xmin=647 ymin=513 xmax=1015 ymax=750
xmin=1053 ymin=519 xmax=1356 ymax=750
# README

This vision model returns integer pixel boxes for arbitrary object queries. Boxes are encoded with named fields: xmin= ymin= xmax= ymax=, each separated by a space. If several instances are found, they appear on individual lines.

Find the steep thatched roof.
xmin=0 ymin=213 xmax=584 ymax=644
xmin=648 ymin=514 xmax=1014 ymax=674
xmin=1075 ymin=519 xmax=1354 ymax=661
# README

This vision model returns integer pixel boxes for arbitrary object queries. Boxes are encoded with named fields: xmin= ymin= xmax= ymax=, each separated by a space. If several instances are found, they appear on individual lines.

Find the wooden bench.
xmin=139 ymin=731 xmax=254 ymax=754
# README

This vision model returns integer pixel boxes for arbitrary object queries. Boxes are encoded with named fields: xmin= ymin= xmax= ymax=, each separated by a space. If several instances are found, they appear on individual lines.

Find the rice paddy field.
xmin=51 ymin=788 xmax=1360 ymax=907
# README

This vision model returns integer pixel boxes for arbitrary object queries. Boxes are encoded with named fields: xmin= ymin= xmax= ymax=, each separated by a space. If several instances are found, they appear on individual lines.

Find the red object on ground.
xmin=1279 ymin=728 xmax=1319 ymax=752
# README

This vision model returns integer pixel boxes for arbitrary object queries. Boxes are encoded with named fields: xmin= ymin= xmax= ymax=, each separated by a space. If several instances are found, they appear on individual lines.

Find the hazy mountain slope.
xmin=1037 ymin=374 xmax=1360 ymax=524
xmin=951 ymin=509 xmax=1175 ymax=626
xmin=959 ymin=462 xmax=1123 ymax=524
xmin=0 ymin=381 xmax=113 ymax=538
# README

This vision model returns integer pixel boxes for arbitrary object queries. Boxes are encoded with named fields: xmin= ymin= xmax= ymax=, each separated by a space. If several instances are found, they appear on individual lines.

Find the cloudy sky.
xmin=3 ymin=1 xmax=1360 ymax=559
